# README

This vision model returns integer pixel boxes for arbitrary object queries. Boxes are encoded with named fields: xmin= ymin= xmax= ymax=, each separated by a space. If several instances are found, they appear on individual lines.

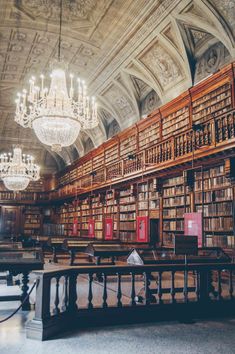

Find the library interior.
xmin=1 ymin=1 xmax=235 ymax=353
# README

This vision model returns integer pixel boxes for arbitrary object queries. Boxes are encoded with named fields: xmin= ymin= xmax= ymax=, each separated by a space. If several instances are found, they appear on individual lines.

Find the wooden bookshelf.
xmin=104 ymin=189 xmax=119 ymax=240
xmin=162 ymin=175 xmax=190 ymax=246
xmin=119 ymin=185 xmax=137 ymax=242
xmin=23 ymin=206 xmax=42 ymax=236
xmin=80 ymin=198 xmax=90 ymax=237
xmin=192 ymin=81 xmax=232 ymax=124
xmin=120 ymin=134 xmax=137 ymax=159
xmin=1 ymin=63 xmax=235 ymax=250
xmin=90 ymin=194 xmax=103 ymax=240
xmin=194 ymin=164 xmax=234 ymax=248
xmin=138 ymin=119 xmax=161 ymax=150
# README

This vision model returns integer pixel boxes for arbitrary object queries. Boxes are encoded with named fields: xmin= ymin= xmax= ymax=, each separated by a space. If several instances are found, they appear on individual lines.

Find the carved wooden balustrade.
xmin=215 ymin=110 xmax=235 ymax=143
xmin=123 ymin=151 xmax=144 ymax=175
xmin=27 ymin=262 xmax=235 ymax=340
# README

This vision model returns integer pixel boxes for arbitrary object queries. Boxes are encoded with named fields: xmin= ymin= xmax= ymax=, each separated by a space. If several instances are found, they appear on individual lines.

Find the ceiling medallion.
xmin=14 ymin=0 xmax=98 ymax=153
xmin=0 ymin=147 xmax=40 ymax=191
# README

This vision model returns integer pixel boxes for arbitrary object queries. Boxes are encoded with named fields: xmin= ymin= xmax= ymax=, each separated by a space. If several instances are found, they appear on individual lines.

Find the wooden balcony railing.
xmin=26 ymin=262 xmax=235 ymax=340
xmin=45 ymin=109 xmax=235 ymax=199
xmin=1 ymin=110 xmax=235 ymax=204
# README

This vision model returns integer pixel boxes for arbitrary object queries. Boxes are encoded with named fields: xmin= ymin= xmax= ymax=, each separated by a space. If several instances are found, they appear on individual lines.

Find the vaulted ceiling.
xmin=0 ymin=0 xmax=235 ymax=173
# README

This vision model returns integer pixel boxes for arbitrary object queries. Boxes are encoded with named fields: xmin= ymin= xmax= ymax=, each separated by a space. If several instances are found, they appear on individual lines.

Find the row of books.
xmin=196 ymin=202 xmax=232 ymax=216
xmin=104 ymin=206 xmax=118 ymax=213
xmin=119 ymin=221 xmax=136 ymax=230
xmin=204 ymin=216 xmax=233 ymax=231
xmin=163 ymin=185 xmax=185 ymax=197
xmin=120 ymin=204 xmax=136 ymax=212
xmin=120 ymin=232 xmax=137 ymax=242
xmin=194 ymin=176 xmax=229 ymax=191
xmin=149 ymin=200 xmax=160 ymax=209
xmin=206 ymin=235 xmax=235 ymax=248
xmin=138 ymin=201 xmax=149 ymax=210
xmin=163 ymin=207 xmax=187 ymax=218
xmin=138 ymin=192 xmax=148 ymax=200
xmin=195 ymin=188 xmax=233 ymax=203
xmin=192 ymin=83 xmax=230 ymax=107
xmin=120 ymin=212 xmax=136 ymax=220
xmin=163 ymin=196 xmax=190 ymax=207
xmin=163 ymin=220 xmax=184 ymax=231
xmin=192 ymin=91 xmax=231 ymax=113
xmin=193 ymin=97 xmax=231 ymax=122
xmin=163 ymin=176 xmax=184 ymax=186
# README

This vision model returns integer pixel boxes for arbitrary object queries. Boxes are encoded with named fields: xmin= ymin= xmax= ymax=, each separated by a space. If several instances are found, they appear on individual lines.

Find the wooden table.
xmin=0 ymin=248 xmax=44 ymax=310
xmin=85 ymin=243 xmax=153 ymax=265
xmin=63 ymin=239 xmax=125 ymax=265
xmin=127 ymin=247 xmax=231 ymax=265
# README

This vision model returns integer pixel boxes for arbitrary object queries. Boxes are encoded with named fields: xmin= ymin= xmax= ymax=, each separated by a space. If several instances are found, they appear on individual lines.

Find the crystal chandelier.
xmin=14 ymin=0 xmax=98 ymax=153
xmin=0 ymin=147 xmax=40 ymax=191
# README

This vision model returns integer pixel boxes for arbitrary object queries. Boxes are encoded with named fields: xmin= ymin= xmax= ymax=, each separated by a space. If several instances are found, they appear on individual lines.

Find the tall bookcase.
xmin=90 ymin=194 xmax=103 ymax=239
xmin=119 ymin=185 xmax=137 ymax=242
xmin=192 ymin=81 xmax=232 ymax=124
xmin=104 ymin=189 xmax=119 ymax=240
xmin=23 ymin=206 xmax=42 ymax=236
xmin=194 ymin=165 xmax=234 ymax=248
xmin=162 ymin=175 xmax=190 ymax=246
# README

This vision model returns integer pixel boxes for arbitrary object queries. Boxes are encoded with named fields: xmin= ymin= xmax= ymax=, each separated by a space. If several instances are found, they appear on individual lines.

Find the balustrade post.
xmin=121 ymin=160 xmax=124 ymax=177
xmin=198 ymin=269 xmax=210 ymax=302
xmin=104 ymin=166 xmax=107 ymax=183
xmin=172 ymin=137 xmax=175 ymax=160
xmin=68 ymin=272 xmax=78 ymax=312
xmin=34 ymin=274 xmax=51 ymax=321
xmin=144 ymin=272 xmax=151 ymax=305
xmin=211 ymin=117 xmax=216 ymax=147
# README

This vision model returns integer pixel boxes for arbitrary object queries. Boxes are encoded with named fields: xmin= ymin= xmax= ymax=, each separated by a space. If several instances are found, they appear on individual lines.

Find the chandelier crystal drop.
xmin=0 ymin=147 xmax=40 ymax=191
xmin=15 ymin=67 xmax=98 ymax=153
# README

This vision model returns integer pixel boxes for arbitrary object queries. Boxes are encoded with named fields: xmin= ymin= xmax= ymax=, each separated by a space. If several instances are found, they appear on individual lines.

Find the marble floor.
xmin=1 ymin=306 xmax=235 ymax=354
xmin=0 ymin=267 xmax=235 ymax=354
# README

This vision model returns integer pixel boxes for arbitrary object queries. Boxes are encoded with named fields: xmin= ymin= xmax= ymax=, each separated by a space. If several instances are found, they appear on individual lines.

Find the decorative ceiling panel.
xmin=0 ymin=0 xmax=234 ymax=172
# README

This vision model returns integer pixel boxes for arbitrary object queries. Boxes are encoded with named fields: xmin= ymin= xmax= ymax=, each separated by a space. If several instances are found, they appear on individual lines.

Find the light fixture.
xmin=0 ymin=147 xmax=40 ymax=191
xmin=14 ymin=0 xmax=98 ymax=153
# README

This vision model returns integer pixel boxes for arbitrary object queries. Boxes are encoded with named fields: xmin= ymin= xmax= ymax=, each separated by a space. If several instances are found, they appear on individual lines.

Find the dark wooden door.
xmin=149 ymin=218 xmax=159 ymax=246
xmin=0 ymin=206 xmax=22 ymax=238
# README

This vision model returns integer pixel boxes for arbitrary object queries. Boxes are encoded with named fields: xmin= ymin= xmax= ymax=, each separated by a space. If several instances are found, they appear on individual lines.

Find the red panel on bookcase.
xmin=184 ymin=212 xmax=203 ymax=247
xmin=105 ymin=218 xmax=113 ymax=240
xmin=88 ymin=219 xmax=95 ymax=238
xmin=72 ymin=218 xmax=78 ymax=236
xmin=137 ymin=216 xmax=149 ymax=242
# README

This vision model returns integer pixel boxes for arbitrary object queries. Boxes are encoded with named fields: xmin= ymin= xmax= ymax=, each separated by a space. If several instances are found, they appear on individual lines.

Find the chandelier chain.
xmin=58 ymin=0 xmax=63 ymax=62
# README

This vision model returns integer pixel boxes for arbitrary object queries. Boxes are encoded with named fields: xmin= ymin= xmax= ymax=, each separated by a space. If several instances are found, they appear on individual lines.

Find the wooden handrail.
xmin=27 ymin=261 xmax=235 ymax=340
